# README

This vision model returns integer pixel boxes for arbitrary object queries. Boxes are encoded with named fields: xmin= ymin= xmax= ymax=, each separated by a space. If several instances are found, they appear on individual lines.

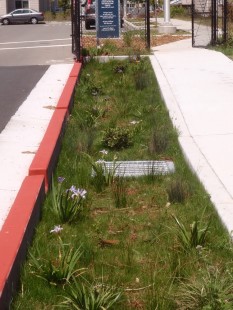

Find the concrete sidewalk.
xmin=0 ymin=64 xmax=73 ymax=230
xmin=150 ymin=37 xmax=233 ymax=235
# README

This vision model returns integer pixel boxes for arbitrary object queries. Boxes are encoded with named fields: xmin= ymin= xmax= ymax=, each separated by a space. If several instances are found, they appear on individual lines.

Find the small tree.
xmin=59 ymin=0 xmax=70 ymax=13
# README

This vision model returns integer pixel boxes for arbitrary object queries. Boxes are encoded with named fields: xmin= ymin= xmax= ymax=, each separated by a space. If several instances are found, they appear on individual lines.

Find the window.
xmin=15 ymin=1 xmax=29 ymax=9
xmin=13 ymin=9 xmax=23 ymax=14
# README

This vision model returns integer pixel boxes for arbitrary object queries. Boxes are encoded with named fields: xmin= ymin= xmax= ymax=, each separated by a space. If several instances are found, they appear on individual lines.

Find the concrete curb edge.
xmin=0 ymin=61 xmax=82 ymax=309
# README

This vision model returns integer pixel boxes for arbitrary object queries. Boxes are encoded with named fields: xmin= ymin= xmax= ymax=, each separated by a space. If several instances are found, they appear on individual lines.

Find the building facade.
xmin=0 ymin=0 xmax=52 ymax=15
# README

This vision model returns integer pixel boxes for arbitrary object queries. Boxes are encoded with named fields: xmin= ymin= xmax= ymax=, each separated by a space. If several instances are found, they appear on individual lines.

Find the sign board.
xmin=96 ymin=0 xmax=120 ymax=39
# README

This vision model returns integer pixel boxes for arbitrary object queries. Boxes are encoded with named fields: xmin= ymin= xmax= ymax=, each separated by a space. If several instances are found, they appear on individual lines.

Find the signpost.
xmin=96 ymin=0 xmax=120 ymax=39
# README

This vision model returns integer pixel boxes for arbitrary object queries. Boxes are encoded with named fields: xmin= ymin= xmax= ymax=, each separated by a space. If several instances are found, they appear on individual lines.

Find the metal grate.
xmin=93 ymin=160 xmax=175 ymax=177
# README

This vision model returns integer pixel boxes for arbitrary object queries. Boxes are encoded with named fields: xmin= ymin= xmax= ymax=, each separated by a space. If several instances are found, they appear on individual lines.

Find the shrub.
xmin=170 ymin=5 xmax=187 ymax=18
xmin=102 ymin=126 xmax=134 ymax=150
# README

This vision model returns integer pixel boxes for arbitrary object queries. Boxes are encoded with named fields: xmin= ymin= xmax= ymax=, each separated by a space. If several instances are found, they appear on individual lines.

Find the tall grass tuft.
xmin=59 ymin=278 xmax=123 ymax=309
xmin=166 ymin=177 xmax=190 ymax=204
xmin=172 ymin=215 xmax=211 ymax=251
xmin=149 ymin=126 xmax=171 ymax=154
xmin=112 ymin=177 xmax=127 ymax=208
xmin=29 ymin=239 xmax=85 ymax=286
xmin=83 ymin=153 xmax=117 ymax=192
xmin=175 ymin=266 xmax=233 ymax=309
xmin=76 ymin=129 xmax=96 ymax=154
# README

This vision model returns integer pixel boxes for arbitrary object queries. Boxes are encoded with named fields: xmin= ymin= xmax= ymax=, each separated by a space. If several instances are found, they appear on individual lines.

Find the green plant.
xmin=102 ymin=126 xmax=134 ymax=150
xmin=76 ymin=129 xmax=96 ymax=154
xmin=58 ymin=0 xmax=70 ymax=14
xmin=149 ymin=126 xmax=171 ymax=154
xmin=175 ymin=266 xmax=233 ymax=309
xmin=51 ymin=177 xmax=87 ymax=223
xmin=29 ymin=239 xmax=85 ymax=285
xmin=172 ymin=215 xmax=211 ymax=251
xmin=123 ymin=31 xmax=134 ymax=47
xmin=11 ymin=58 xmax=233 ymax=310
xmin=166 ymin=177 xmax=190 ymax=203
xmin=59 ymin=278 xmax=123 ymax=309
xmin=112 ymin=177 xmax=127 ymax=208
xmin=134 ymin=70 xmax=149 ymax=90
xmin=113 ymin=64 xmax=127 ymax=74
xmin=83 ymin=152 xmax=117 ymax=192
xmin=101 ymin=39 xmax=118 ymax=55
xmin=170 ymin=5 xmax=186 ymax=18
xmin=88 ymin=46 xmax=104 ymax=57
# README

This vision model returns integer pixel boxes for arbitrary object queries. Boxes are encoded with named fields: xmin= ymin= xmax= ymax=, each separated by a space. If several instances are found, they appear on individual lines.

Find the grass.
xmin=11 ymin=57 xmax=233 ymax=309
xmin=44 ymin=11 xmax=71 ymax=22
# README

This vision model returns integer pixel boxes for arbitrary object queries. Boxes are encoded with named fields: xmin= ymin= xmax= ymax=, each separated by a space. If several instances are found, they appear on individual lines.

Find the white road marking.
xmin=0 ymin=38 xmax=71 ymax=45
xmin=0 ymin=44 xmax=71 ymax=51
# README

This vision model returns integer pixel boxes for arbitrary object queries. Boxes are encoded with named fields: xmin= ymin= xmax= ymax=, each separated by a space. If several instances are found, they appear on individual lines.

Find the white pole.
xmin=164 ymin=0 xmax=170 ymax=24
xmin=158 ymin=0 xmax=176 ymax=33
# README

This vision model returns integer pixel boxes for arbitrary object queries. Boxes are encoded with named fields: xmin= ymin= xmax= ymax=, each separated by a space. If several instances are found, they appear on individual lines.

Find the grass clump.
xmin=29 ymin=239 xmax=85 ymax=286
xmin=11 ymin=58 xmax=233 ymax=310
xmin=60 ymin=278 xmax=124 ymax=309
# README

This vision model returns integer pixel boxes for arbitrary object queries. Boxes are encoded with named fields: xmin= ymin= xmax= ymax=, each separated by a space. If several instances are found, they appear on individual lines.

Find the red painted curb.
xmin=57 ymin=62 xmax=82 ymax=110
xmin=29 ymin=109 xmax=68 ymax=192
xmin=0 ymin=175 xmax=45 ymax=309
xmin=69 ymin=62 xmax=82 ymax=77
xmin=0 ymin=61 xmax=83 ymax=308
xmin=56 ymin=76 xmax=77 ymax=110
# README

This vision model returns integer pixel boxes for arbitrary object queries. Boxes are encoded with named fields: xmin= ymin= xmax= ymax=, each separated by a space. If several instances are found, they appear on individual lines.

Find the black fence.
xmin=71 ymin=0 xmax=82 ymax=62
xmin=70 ymin=0 xmax=151 ymax=61
xmin=192 ymin=0 xmax=228 ymax=47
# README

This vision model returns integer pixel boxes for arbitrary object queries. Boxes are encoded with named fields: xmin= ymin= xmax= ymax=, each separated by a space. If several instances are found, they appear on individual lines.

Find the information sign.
xmin=96 ymin=0 xmax=120 ymax=39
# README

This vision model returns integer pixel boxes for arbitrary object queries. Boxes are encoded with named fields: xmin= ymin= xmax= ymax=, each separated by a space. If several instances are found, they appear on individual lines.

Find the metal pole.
xmin=191 ymin=0 xmax=194 ymax=46
xmin=211 ymin=0 xmax=217 ymax=45
xmin=223 ymin=0 xmax=227 ymax=43
xmin=146 ymin=0 xmax=150 ymax=49
xmin=71 ymin=0 xmax=82 ymax=62
xmin=164 ymin=0 xmax=170 ymax=24
xmin=76 ymin=0 xmax=81 ymax=61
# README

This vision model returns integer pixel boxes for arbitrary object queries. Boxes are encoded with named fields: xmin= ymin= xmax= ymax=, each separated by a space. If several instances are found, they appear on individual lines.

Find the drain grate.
xmin=93 ymin=160 xmax=175 ymax=177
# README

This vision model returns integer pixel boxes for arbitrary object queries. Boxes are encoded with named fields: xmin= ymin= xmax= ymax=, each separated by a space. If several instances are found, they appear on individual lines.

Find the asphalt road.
xmin=0 ymin=22 xmax=74 ymax=133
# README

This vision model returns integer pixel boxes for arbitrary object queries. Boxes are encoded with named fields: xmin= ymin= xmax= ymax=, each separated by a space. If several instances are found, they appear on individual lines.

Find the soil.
xmin=81 ymin=34 xmax=190 ymax=54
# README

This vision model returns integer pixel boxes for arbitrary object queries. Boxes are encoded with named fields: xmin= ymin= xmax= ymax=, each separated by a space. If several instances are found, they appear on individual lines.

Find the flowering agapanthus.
xmin=58 ymin=176 xmax=65 ymax=183
xmin=100 ymin=149 xmax=108 ymax=155
xmin=50 ymin=225 xmax=63 ymax=234
xmin=67 ymin=185 xmax=87 ymax=199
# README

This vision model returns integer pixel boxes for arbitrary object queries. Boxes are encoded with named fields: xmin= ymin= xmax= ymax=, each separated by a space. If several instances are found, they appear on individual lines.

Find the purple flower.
xmin=67 ymin=185 xmax=87 ymax=199
xmin=68 ymin=185 xmax=76 ymax=192
xmin=76 ymin=189 xmax=87 ymax=199
xmin=58 ymin=177 xmax=65 ymax=183
xmin=50 ymin=225 xmax=63 ymax=234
